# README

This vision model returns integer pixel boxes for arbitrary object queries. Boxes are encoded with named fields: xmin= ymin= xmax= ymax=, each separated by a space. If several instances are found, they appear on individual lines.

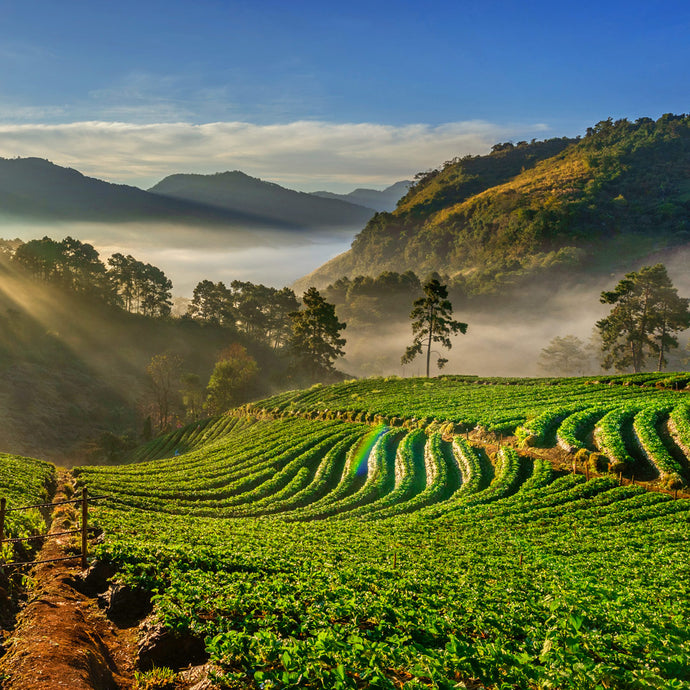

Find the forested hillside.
xmin=0 ymin=239 xmax=308 ymax=463
xmin=300 ymin=115 xmax=690 ymax=292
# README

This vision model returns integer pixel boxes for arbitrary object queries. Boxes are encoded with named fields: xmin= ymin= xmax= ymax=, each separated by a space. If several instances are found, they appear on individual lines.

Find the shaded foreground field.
xmin=1 ymin=375 xmax=690 ymax=688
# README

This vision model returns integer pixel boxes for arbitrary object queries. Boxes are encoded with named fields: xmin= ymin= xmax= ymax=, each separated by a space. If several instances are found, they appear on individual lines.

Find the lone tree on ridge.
xmin=401 ymin=278 xmax=467 ymax=377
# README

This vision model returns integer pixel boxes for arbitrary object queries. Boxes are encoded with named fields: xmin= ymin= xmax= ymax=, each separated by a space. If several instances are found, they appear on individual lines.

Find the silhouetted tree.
xmin=289 ymin=287 xmax=346 ymax=378
xmin=13 ymin=236 xmax=112 ymax=298
xmin=401 ymin=278 xmax=467 ymax=377
xmin=187 ymin=280 xmax=234 ymax=324
xmin=108 ymin=253 xmax=172 ymax=317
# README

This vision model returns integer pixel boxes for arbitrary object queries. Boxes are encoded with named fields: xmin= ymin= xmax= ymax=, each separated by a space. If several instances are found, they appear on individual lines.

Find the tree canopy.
xmin=597 ymin=264 xmax=690 ymax=372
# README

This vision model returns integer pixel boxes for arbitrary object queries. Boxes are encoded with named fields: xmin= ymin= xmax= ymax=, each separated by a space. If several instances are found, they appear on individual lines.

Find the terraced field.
xmin=3 ymin=375 xmax=690 ymax=688
xmin=0 ymin=453 xmax=56 ymax=552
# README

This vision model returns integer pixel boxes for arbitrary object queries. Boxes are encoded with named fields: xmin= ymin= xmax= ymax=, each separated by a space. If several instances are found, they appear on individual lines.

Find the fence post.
xmin=0 ymin=498 xmax=5 ymax=563
xmin=81 ymin=488 xmax=88 ymax=569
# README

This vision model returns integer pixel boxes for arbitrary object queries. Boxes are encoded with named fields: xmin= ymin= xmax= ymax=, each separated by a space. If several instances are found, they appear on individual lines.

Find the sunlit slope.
xmin=0 ymin=264 xmax=283 ymax=462
xmin=72 ymin=376 xmax=690 ymax=688
xmin=301 ymin=115 xmax=690 ymax=289
xmin=77 ymin=374 xmax=690 ymax=525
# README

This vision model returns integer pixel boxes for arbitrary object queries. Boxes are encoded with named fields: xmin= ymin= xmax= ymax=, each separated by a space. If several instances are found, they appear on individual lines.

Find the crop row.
xmin=84 ymin=471 xmax=690 ymax=689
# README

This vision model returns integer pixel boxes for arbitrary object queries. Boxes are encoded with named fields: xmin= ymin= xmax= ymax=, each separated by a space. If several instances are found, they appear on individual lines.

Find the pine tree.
xmin=289 ymin=288 xmax=346 ymax=379
xmin=597 ymin=264 xmax=690 ymax=372
xmin=401 ymin=278 xmax=467 ymax=377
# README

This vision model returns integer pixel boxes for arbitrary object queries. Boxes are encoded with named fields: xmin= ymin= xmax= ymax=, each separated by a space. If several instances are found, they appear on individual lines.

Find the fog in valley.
xmin=2 ymin=219 xmax=354 ymax=294
xmin=340 ymin=250 xmax=690 ymax=378
xmin=4 ymin=219 xmax=690 ymax=382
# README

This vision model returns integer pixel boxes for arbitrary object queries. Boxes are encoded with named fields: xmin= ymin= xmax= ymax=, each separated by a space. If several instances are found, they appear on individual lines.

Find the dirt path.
xmin=0 ymin=470 xmax=138 ymax=690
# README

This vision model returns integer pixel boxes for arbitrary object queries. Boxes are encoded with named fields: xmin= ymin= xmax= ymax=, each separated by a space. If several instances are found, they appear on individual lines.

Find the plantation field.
xmin=0 ymin=453 xmax=56 ymax=550
xmin=63 ymin=376 xmax=690 ymax=688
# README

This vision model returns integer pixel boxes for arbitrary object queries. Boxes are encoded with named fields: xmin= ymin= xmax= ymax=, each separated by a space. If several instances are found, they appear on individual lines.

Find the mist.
xmin=1 ymin=219 xmax=354 ymax=295
xmin=4 ymin=219 xmax=690 ymax=379
xmin=339 ymin=260 xmax=690 ymax=378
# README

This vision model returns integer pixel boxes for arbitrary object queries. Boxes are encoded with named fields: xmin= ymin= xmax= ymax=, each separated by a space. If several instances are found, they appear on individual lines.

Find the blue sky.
xmin=0 ymin=0 xmax=688 ymax=190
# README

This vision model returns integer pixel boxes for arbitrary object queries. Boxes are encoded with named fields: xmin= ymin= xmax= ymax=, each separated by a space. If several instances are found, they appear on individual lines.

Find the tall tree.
xmin=12 ymin=236 xmax=112 ymax=298
xmin=289 ymin=287 xmax=346 ymax=378
xmin=107 ymin=253 xmax=173 ymax=317
xmin=187 ymin=280 xmax=234 ymax=324
xmin=401 ymin=278 xmax=467 ymax=377
xmin=597 ymin=264 xmax=690 ymax=372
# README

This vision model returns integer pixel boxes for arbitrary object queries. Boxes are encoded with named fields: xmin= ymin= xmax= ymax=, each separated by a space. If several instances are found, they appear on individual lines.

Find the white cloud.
xmin=0 ymin=119 xmax=550 ymax=191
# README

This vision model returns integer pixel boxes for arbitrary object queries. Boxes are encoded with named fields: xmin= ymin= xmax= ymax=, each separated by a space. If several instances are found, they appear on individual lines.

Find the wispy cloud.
xmin=0 ymin=119 xmax=550 ymax=191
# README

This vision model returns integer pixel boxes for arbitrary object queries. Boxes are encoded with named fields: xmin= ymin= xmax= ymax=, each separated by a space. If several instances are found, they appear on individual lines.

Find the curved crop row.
xmin=556 ymin=406 xmax=611 ymax=452
xmin=516 ymin=405 xmax=586 ymax=447
xmin=669 ymin=404 xmax=690 ymax=457
xmin=593 ymin=406 xmax=640 ymax=470
xmin=342 ymin=429 xmax=426 ymax=517
xmin=633 ymin=406 xmax=684 ymax=489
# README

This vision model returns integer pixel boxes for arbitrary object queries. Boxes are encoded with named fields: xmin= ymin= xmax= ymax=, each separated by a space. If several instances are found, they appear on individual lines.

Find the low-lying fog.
xmin=341 ymin=251 xmax=690 ymax=378
xmin=341 ymin=297 xmax=609 ymax=379
xmin=4 ymin=221 xmax=689 ymax=378
xmin=3 ymin=220 xmax=353 ymax=293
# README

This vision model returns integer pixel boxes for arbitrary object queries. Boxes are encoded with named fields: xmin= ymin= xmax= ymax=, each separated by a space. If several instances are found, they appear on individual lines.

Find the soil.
xmin=0 ymin=470 xmax=138 ymax=690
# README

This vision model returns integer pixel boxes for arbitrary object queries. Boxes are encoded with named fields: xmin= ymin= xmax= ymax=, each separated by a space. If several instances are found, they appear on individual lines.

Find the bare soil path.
xmin=0 ymin=470 xmax=137 ymax=690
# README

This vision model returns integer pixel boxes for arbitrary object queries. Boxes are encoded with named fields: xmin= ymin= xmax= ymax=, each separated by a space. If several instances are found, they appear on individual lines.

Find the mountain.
xmin=298 ymin=115 xmax=690 ymax=292
xmin=0 ymin=157 xmax=288 ymax=227
xmin=311 ymin=180 xmax=412 ymax=212
xmin=148 ymin=171 xmax=374 ymax=230
xmin=0 ymin=158 xmax=373 ymax=232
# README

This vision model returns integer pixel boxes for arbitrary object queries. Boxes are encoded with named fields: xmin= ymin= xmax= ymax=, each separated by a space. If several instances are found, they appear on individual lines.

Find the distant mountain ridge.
xmin=297 ymin=115 xmax=690 ymax=292
xmin=311 ymin=180 xmax=411 ymax=212
xmin=0 ymin=157 xmax=276 ymax=227
xmin=0 ymin=158 xmax=381 ymax=233
xmin=148 ymin=170 xmax=375 ymax=230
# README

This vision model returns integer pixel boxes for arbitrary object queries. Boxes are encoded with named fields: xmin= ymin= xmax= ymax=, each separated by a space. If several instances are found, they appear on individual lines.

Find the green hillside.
xmin=300 ymin=115 xmax=690 ymax=292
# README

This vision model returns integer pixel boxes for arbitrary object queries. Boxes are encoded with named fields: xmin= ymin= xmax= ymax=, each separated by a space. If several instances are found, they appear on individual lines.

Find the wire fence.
xmin=0 ymin=489 xmax=107 ymax=569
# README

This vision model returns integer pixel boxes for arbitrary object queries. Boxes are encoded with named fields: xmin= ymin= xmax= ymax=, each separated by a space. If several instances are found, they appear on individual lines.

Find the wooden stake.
xmin=0 ymin=498 xmax=5 ymax=561
xmin=619 ymin=471 xmax=622 ymax=486
xmin=81 ymin=488 xmax=88 ymax=569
